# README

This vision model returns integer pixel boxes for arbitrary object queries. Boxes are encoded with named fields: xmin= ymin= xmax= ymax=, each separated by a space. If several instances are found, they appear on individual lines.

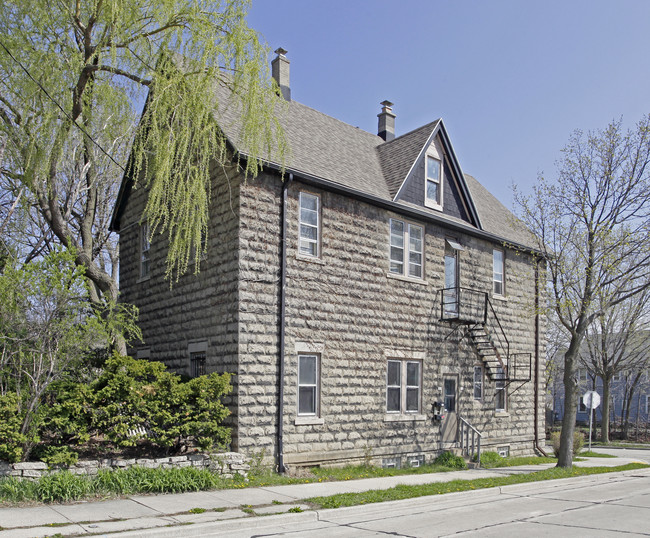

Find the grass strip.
xmin=305 ymin=463 xmax=649 ymax=509
xmin=579 ymin=450 xmax=616 ymax=458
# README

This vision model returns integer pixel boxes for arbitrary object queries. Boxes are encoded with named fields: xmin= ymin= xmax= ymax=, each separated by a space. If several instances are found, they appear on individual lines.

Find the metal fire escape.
xmin=439 ymin=287 xmax=531 ymax=388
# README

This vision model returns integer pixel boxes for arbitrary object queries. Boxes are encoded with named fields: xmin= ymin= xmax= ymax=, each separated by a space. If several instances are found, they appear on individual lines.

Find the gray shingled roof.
xmin=464 ymin=174 xmax=537 ymax=247
xmin=377 ymin=121 xmax=440 ymax=198
xmin=121 ymin=81 xmax=534 ymax=250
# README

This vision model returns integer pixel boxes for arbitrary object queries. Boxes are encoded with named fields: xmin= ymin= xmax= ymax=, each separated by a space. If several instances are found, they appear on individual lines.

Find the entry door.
xmin=444 ymin=245 xmax=459 ymax=316
xmin=441 ymin=376 xmax=458 ymax=444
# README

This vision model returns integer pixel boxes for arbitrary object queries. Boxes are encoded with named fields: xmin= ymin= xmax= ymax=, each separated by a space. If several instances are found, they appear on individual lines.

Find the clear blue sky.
xmin=247 ymin=0 xmax=650 ymax=208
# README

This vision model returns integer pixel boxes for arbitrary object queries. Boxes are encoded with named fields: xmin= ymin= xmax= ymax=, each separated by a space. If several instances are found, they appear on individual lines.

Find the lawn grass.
xmin=0 ymin=453 xmax=637 ymax=506
xmin=580 ymin=450 xmax=617 ymax=458
xmin=306 ymin=463 xmax=649 ymax=509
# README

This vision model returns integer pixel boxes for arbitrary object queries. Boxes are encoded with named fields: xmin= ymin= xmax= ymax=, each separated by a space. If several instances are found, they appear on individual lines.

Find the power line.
xmin=0 ymin=40 xmax=125 ymax=172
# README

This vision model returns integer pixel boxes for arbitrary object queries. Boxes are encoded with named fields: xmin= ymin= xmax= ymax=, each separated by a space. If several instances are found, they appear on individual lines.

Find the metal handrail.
xmin=484 ymin=296 xmax=509 ymax=371
xmin=459 ymin=416 xmax=482 ymax=467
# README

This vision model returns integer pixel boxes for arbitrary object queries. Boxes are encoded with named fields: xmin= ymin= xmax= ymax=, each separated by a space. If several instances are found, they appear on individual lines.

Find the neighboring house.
xmin=551 ymin=367 xmax=650 ymax=427
xmin=111 ymin=49 xmax=546 ymax=469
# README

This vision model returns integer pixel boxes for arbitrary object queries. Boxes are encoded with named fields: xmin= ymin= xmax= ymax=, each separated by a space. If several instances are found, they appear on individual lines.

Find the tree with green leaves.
xmin=516 ymin=115 xmax=650 ymax=467
xmin=0 ymin=0 xmax=286 ymax=349
xmin=0 ymin=248 xmax=139 ymax=461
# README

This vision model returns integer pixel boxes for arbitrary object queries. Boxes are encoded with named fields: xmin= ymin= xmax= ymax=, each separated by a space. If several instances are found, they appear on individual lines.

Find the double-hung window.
xmin=298 ymin=354 xmax=320 ymax=416
xmin=386 ymin=359 xmax=421 ymax=414
xmin=645 ymin=395 xmax=650 ymax=415
xmin=473 ymin=366 xmax=483 ymax=400
xmin=139 ymin=222 xmax=151 ymax=279
xmin=425 ymin=155 xmax=442 ymax=209
xmin=493 ymin=249 xmax=504 ymax=296
xmin=299 ymin=192 xmax=320 ymax=258
xmin=389 ymin=219 xmax=423 ymax=279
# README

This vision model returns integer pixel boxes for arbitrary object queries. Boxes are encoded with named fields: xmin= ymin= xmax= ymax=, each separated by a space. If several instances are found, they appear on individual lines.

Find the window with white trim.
xmin=386 ymin=359 xmax=421 ymax=414
xmin=495 ymin=367 xmax=506 ymax=411
xmin=389 ymin=219 xmax=423 ymax=279
xmin=425 ymin=155 xmax=442 ymax=208
xmin=613 ymin=372 xmax=621 ymax=382
xmin=473 ymin=366 xmax=483 ymax=400
xmin=645 ymin=394 xmax=650 ymax=415
xmin=298 ymin=354 xmax=320 ymax=416
xmin=299 ymin=192 xmax=320 ymax=258
xmin=577 ymin=368 xmax=588 ymax=382
xmin=579 ymin=396 xmax=587 ymax=412
xmin=139 ymin=221 xmax=151 ymax=279
xmin=493 ymin=249 xmax=504 ymax=296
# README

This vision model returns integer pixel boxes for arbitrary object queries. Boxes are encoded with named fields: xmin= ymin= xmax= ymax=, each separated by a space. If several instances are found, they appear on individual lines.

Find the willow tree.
xmin=0 ymin=0 xmax=285 ymax=348
xmin=516 ymin=116 xmax=650 ymax=467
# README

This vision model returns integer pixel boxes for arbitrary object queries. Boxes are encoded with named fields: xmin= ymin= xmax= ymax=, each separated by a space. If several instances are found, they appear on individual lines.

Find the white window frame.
xmin=495 ymin=367 xmax=507 ymax=412
xmin=386 ymin=359 xmax=422 ymax=414
xmin=424 ymin=154 xmax=443 ymax=210
xmin=298 ymin=192 xmax=320 ymax=258
xmin=139 ymin=221 xmax=151 ymax=279
xmin=645 ymin=394 xmax=650 ymax=415
xmin=613 ymin=372 xmax=621 ymax=382
xmin=298 ymin=353 xmax=320 ymax=416
xmin=579 ymin=396 xmax=587 ymax=413
xmin=389 ymin=218 xmax=424 ymax=279
xmin=473 ymin=365 xmax=484 ymax=400
xmin=493 ymin=248 xmax=505 ymax=296
xmin=577 ymin=368 xmax=588 ymax=382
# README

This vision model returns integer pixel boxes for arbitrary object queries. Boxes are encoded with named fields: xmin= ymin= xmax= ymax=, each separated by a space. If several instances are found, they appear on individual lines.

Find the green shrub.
xmin=91 ymin=355 xmax=232 ymax=453
xmin=433 ymin=451 xmax=467 ymax=469
xmin=550 ymin=430 xmax=585 ymax=457
xmin=33 ymin=446 xmax=79 ymax=467
xmin=0 ymin=393 xmax=27 ymax=463
xmin=476 ymin=451 xmax=502 ymax=467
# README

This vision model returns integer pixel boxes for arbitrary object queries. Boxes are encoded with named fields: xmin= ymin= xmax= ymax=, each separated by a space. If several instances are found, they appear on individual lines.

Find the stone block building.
xmin=111 ymin=49 xmax=546 ymax=469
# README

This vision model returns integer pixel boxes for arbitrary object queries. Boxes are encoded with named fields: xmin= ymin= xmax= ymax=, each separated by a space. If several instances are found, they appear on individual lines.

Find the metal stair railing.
xmin=459 ymin=416 xmax=482 ymax=467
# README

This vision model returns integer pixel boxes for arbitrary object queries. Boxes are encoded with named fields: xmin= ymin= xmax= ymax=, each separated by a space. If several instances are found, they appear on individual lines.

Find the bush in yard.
xmin=434 ymin=451 xmax=467 ymax=469
xmin=551 ymin=430 xmax=584 ymax=458
xmin=91 ymin=355 xmax=231 ymax=453
xmin=475 ymin=451 xmax=502 ymax=467
xmin=0 ymin=393 xmax=28 ymax=463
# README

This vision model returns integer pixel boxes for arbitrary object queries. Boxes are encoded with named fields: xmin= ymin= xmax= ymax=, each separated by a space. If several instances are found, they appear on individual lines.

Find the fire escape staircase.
xmin=439 ymin=287 xmax=531 ymax=387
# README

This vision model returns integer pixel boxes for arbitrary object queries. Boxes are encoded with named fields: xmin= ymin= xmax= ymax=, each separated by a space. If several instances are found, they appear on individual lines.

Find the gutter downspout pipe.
xmin=534 ymin=256 xmax=548 ymax=457
xmin=277 ymin=173 xmax=292 ymax=473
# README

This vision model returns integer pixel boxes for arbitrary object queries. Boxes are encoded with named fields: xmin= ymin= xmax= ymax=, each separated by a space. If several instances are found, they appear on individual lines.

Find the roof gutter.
xmin=277 ymin=172 xmax=292 ymax=473
xmin=252 ymin=158 xmax=543 ymax=256
xmin=534 ymin=256 xmax=548 ymax=457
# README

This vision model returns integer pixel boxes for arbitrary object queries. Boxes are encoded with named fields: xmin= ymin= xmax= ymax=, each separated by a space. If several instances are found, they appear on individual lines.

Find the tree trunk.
xmin=558 ymin=358 xmax=579 ymax=467
xmin=600 ymin=378 xmax=610 ymax=443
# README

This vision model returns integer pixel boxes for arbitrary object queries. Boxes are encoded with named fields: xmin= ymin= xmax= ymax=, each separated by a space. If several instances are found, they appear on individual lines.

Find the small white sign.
xmin=583 ymin=390 xmax=601 ymax=409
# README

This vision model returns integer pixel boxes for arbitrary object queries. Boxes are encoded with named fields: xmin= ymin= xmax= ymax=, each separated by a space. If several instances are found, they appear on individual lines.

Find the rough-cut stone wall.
xmin=0 ymin=453 xmax=250 ymax=480
xmin=117 ymin=164 xmax=242 ymax=445
xmin=236 ymin=174 xmax=544 ymax=466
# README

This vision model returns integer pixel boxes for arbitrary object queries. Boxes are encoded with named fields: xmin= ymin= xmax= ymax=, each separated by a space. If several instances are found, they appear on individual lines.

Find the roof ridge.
xmin=287 ymin=99 xmax=385 ymax=145
xmin=378 ymin=119 xmax=441 ymax=147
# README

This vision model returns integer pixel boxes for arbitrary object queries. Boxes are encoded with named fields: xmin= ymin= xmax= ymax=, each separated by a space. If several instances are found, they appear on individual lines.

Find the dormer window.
xmin=425 ymin=155 xmax=443 ymax=210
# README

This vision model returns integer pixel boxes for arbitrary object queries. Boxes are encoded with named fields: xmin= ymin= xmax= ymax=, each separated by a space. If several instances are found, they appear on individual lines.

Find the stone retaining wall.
xmin=0 ymin=452 xmax=250 ymax=480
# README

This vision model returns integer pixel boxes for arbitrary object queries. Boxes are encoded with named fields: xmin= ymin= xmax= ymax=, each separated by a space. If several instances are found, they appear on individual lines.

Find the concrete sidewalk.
xmin=0 ymin=451 xmax=647 ymax=538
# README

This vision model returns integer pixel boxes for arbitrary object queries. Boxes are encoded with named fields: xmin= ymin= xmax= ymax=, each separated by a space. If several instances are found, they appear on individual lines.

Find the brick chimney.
xmin=377 ymin=100 xmax=395 ymax=141
xmin=272 ymin=47 xmax=291 ymax=101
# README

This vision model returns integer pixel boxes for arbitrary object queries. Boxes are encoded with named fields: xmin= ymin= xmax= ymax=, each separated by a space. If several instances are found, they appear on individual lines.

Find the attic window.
xmin=425 ymin=155 xmax=443 ymax=210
